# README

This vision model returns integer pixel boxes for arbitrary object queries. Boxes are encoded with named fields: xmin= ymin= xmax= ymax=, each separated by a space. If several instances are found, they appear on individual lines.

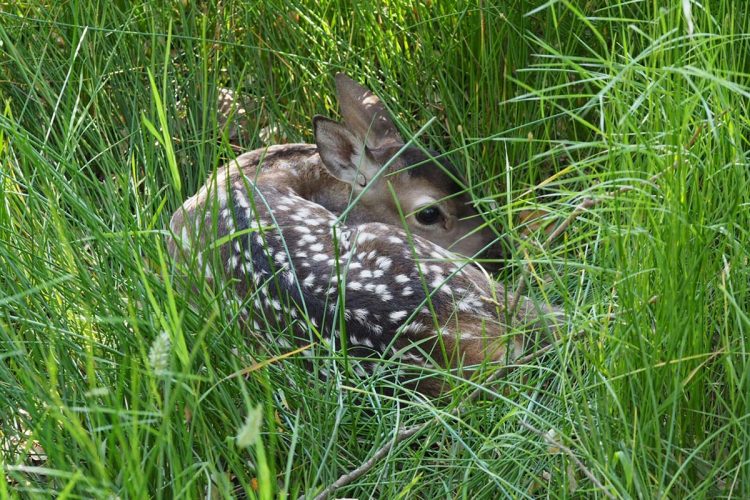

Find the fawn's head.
xmin=313 ymin=74 xmax=498 ymax=260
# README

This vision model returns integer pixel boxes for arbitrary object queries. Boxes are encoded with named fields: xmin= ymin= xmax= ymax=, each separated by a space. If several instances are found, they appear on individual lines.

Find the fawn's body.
xmin=168 ymin=74 xmax=558 ymax=394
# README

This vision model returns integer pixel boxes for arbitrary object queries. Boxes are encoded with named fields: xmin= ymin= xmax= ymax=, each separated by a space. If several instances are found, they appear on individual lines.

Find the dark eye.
xmin=416 ymin=206 xmax=442 ymax=225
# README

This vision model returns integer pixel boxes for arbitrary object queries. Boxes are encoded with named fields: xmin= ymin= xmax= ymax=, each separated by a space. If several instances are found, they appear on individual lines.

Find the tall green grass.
xmin=1 ymin=1 xmax=749 ymax=497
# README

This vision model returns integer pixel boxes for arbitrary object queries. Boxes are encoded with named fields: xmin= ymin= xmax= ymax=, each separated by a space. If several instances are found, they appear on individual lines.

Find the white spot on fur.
xmin=234 ymin=191 xmax=250 ymax=210
xmin=401 ymin=352 xmax=425 ymax=364
xmin=457 ymin=294 xmax=482 ymax=312
xmin=389 ymin=310 xmax=407 ymax=322
xmin=296 ymin=207 xmax=311 ymax=219
xmin=303 ymin=274 xmax=315 ymax=288
xmin=375 ymin=256 xmax=392 ymax=270
xmin=353 ymin=309 xmax=368 ymax=322
xmin=405 ymin=322 xmax=426 ymax=335
xmin=357 ymin=337 xmax=374 ymax=348
xmin=375 ymin=284 xmax=392 ymax=301
xmin=225 ymin=216 xmax=235 ymax=232
xmin=241 ymin=262 xmax=254 ymax=275
xmin=180 ymin=227 xmax=190 ymax=250
xmin=229 ymin=255 xmax=240 ymax=270
xmin=366 ymin=322 xmax=383 ymax=335
xmin=356 ymin=232 xmax=376 ymax=244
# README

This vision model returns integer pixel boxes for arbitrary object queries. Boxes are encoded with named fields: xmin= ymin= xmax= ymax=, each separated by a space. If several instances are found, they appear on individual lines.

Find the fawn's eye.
xmin=415 ymin=206 xmax=443 ymax=225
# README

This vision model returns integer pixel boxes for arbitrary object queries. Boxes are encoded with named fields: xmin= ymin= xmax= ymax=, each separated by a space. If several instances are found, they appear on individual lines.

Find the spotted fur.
xmin=167 ymin=74 xmax=560 ymax=395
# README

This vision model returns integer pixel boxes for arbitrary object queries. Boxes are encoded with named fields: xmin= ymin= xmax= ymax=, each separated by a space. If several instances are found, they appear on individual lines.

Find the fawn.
xmin=167 ymin=74 xmax=559 ymax=395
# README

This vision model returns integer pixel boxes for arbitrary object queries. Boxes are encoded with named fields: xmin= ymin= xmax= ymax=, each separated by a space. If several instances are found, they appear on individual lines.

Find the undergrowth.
xmin=1 ymin=1 xmax=749 ymax=497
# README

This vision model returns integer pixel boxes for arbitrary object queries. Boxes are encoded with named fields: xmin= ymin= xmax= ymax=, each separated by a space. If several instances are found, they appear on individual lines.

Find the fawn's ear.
xmin=313 ymin=115 xmax=380 ymax=187
xmin=334 ymin=73 xmax=403 ymax=149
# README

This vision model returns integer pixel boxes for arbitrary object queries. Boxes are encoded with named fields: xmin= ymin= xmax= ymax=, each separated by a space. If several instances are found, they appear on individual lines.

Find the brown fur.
xmin=167 ymin=74 xmax=561 ymax=395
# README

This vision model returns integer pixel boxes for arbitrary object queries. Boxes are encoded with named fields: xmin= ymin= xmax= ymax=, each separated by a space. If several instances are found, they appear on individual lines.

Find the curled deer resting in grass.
xmin=167 ymin=74 xmax=561 ymax=396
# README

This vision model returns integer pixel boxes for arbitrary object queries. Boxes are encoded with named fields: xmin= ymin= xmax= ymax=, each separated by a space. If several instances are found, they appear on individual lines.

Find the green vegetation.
xmin=1 ymin=1 xmax=749 ymax=497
